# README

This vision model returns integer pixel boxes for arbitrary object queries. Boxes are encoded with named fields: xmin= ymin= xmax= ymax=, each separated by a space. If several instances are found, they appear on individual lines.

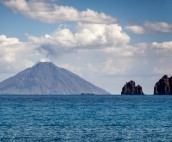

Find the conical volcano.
xmin=0 ymin=62 xmax=109 ymax=95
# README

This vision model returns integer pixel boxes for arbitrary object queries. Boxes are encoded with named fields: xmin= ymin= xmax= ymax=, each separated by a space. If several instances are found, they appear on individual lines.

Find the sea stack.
xmin=154 ymin=75 xmax=172 ymax=95
xmin=121 ymin=80 xmax=144 ymax=95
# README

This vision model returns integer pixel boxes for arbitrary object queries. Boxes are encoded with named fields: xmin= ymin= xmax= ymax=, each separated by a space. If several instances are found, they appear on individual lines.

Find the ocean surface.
xmin=0 ymin=95 xmax=172 ymax=142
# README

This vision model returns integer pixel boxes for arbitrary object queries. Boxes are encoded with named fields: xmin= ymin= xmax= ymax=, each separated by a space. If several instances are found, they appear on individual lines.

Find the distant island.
xmin=121 ymin=80 xmax=144 ymax=95
xmin=0 ymin=62 xmax=109 ymax=95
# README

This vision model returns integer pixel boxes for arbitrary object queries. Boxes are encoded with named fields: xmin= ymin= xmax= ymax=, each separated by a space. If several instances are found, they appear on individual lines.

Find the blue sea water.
xmin=0 ymin=95 xmax=172 ymax=142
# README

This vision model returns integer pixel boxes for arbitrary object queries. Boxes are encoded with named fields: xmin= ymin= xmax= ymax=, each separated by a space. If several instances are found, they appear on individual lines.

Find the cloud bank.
xmin=0 ymin=35 xmax=35 ymax=73
xmin=27 ymin=23 xmax=130 ymax=57
xmin=152 ymin=41 xmax=172 ymax=49
xmin=125 ymin=21 xmax=172 ymax=34
xmin=1 ymin=0 xmax=116 ymax=24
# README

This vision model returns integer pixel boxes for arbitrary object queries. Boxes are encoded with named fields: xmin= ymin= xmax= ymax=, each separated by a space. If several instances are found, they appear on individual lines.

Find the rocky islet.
xmin=154 ymin=75 xmax=172 ymax=95
xmin=121 ymin=80 xmax=144 ymax=95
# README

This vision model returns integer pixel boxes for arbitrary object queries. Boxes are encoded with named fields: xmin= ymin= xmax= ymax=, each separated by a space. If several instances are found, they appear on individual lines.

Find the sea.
xmin=0 ymin=95 xmax=172 ymax=142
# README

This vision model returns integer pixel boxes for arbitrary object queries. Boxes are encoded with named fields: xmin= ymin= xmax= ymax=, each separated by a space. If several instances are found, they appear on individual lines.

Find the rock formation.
xmin=121 ymin=80 xmax=144 ymax=95
xmin=170 ymin=76 xmax=172 ymax=94
xmin=154 ymin=75 xmax=172 ymax=95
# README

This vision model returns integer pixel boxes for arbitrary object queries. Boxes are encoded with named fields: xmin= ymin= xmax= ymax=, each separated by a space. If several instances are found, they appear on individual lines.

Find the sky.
xmin=0 ymin=0 xmax=172 ymax=94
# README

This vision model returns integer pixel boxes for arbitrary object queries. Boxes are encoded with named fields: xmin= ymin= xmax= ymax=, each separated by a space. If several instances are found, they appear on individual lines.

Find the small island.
xmin=154 ymin=75 xmax=172 ymax=95
xmin=121 ymin=80 xmax=144 ymax=95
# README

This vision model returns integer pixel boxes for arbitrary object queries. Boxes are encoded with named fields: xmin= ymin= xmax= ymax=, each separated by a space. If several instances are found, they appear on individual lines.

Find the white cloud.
xmin=152 ymin=41 xmax=172 ymax=49
xmin=27 ymin=23 xmax=130 ymax=57
xmin=103 ymin=43 xmax=146 ymax=57
xmin=0 ymin=35 xmax=19 ymax=46
xmin=0 ymin=35 xmax=36 ymax=73
xmin=1 ymin=0 xmax=116 ymax=24
xmin=124 ymin=25 xmax=145 ymax=34
xmin=125 ymin=21 xmax=172 ymax=34
xmin=144 ymin=21 xmax=172 ymax=33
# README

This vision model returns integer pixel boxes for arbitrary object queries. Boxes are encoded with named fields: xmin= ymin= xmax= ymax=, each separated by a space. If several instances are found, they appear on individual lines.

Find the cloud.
xmin=27 ymin=23 xmax=130 ymax=57
xmin=124 ymin=25 xmax=145 ymax=34
xmin=1 ymin=0 xmax=116 ymax=24
xmin=152 ymin=41 xmax=172 ymax=49
xmin=0 ymin=35 xmax=36 ymax=73
xmin=144 ymin=21 xmax=172 ymax=33
xmin=103 ymin=43 xmax=146 ymax=57
xmin=0 ymin=35 xmax=19 ymax=46
xmin=125 ymin=21 xmax=172 ymax=34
